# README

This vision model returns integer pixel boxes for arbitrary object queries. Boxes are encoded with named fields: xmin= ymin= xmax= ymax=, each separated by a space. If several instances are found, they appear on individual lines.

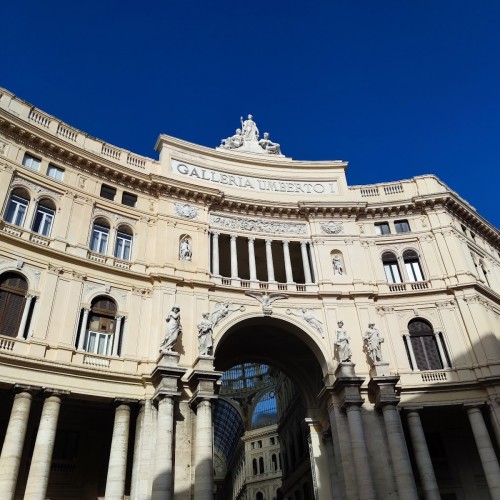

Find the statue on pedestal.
xmin=241 ymin=114 xmax=259 ymax=141
xmin=335 ymin=321 xmax=352 ymax=362
xmin=363 ymin=323 xmax=384 ymax=363
xmin=197 ymin=312 xmax=214 ymax=356
xmin=221 ymin=128 xmax=244 ymax=150
xmin=259 ymin=132 xmax=281 ymax=155
xmin=179 ymin=237 xmax=192 ymax=261
xmin=160 ymin=305 xmax=182 ymax=353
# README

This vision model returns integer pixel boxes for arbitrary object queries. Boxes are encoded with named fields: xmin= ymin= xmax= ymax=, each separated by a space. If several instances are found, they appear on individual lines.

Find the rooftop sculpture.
xmin=219 ymin=114 xmax=283 ymax=156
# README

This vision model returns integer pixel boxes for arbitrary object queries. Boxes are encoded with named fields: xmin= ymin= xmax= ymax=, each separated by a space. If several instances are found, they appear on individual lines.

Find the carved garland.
xmin=210 ymin=214 xmax=307 ymax=235
xmin=320 ymin=221 xmax=343 ymax=234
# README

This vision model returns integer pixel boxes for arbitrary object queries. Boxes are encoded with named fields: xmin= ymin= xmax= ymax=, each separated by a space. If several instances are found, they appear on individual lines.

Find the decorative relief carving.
xmin=286 ymin=308 xmax=324 ymax=337
xmin=320 ymin=221 xmax=343 ymax=234
xmin=245 ymin=291 xmax=288 ymax=316
xmin=13 ymin=177 xmax=62 ymax=199
xmin=211 ymin=302 xmax=245 ymax=327
xmin=174 ymin=203 xmax=198 ymax=219
xmin=376 ymin=306 xmax=394 ymax=315
xmin=210 ymin=214 xmax=307 ymax=235
xmin=0 ymin=141 xmax=7 ymax=155
xmin=435 ymin=300 xmax=455 ymax=308
xmin=93 ymin=208 xmax=136 ymax=226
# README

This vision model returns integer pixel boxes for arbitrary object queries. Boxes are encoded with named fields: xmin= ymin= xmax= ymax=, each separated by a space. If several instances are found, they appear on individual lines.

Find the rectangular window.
xmin=121 ymin=192 xmax=137 ymax=207
xmin=115 ymin=232 xmax=132 ymax=260
xmin=375 ymin=222 xmax=390 ymax=235
xmin=86 ymin=331 xmax=112 ymax=355
xmin=405 ymin=261 xmax=424 ymax=281
xmin=47 ymin=164 xmax=64 ymax=181
xmin=32 ymin=206 xmax=54 ymax=236
xmin=22 ymin=153 xmax=41 ymax=172
xmin=90 ymin=225 xmax=109 ymax=254
xmin=384 ymin=263 xmax=402 ymax=283
xmin=100 ymin=184 xmax=116 ymax=201
xmin=395 ymin=220 xmax=410 ymax=233
xmin=6 ymin=195 xmax=28 ymax=226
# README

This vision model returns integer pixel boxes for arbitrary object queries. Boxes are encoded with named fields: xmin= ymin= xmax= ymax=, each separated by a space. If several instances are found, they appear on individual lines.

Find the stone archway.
xmin=213 ymin=316 xmax=334 ymax=500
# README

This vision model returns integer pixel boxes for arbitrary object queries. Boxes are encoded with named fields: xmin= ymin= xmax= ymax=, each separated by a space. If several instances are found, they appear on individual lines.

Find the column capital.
xmin=368 ymin=375 xmax=401 ymax=409
xmin=265 ymin=238 xmax=273 ymax=245
xmin=248 ymin=236 xmax=255 ymax=242
xmin=211 ymin=231 xmax=220 ymax=237
xmin=230 ymin=234 xmax=237 ymax=241
xmin=282 ymin=240 xmax=290 ymax=247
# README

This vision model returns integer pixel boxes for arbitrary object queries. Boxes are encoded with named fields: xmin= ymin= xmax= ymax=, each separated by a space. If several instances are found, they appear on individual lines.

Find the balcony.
xmin=211 ymin=276 xmax=317 ymax=292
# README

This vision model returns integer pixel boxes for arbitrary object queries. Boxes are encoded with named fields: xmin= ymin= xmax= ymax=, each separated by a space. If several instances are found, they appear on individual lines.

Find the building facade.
xmin=0 ymin=88 xmax=499 ymax=500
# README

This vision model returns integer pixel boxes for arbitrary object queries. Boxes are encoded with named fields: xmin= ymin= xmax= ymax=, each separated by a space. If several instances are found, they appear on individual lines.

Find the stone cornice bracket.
xmin=187 ymin=357 xmax=223 ymax=409
xmin=151 ymin=352 xmax=187 ymax=400
xmin=328 ymin=363 xmax=366 ymax=411
xmin=367 ymin=374 xmax=401 ymax=410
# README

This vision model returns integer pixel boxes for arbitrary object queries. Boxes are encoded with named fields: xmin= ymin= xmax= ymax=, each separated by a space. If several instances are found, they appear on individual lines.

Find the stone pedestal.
xmin=151 ymin=352 xmax=186 ymax=500
xmin=368 ymin=371 xmax=418 ymax=500
xmin=188 ymin=356 xmax=223 ymax=500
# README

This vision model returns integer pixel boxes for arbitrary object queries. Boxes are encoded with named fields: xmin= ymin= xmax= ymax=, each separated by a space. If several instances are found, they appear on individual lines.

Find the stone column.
xmin=112 ymin=316 xmax=123 ymax=357
xmin=248 ymin=237 xmax=257 ymax=281
xmin=434 ymin=332 xmax=450 ymax=368
xmin=300 ymin=241 xmax=313 ymax=284
xmin=0 ymin=390 xmax=33 ymax=500
xmin=211 ymin=232 xmax=220 ymax=276
xmin=403 ymin=334 xmax=418 ymax=371
xmin=345 ymin=404 xmax=376 ymax=499
xmin=309 ymin=242 xmax=318 ymax=283
xmin=24 ymin=393 xmax=62 ymax=500
xmin=466 ymin=405 xmax=500 ymax=498
xmin=16 ymin=294 xmax=33 ymax=338
xmin=152 ymin=396 xmax=175 ymax=500
xmin=105 ymin=403 xmax=131 ymax=500
xmin=381 ymin=405 xmax=418 ymax=500
xmin=194 ymin=399 xmax=214 ymax=500
xmin=282 ymin=241 xmax=294 ymax=283
xmin=77 ymin=308 xmax=90 ymax=350
xmin=230 ymin=234 xmax=238 ymax=278
xmin=406 ymin=410 xmax=440 ymax=500
xmin=265 ymin=239 xmax=275 ymax=282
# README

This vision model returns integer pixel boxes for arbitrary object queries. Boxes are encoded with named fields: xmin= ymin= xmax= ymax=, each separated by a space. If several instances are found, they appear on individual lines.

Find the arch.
xmin=408 ymin=318 xmax=444 ymax=370
xmin=115 ymin=224 xmax=133 ymax=261
xmin=32 ymin=197 xmax=56 ymax=236
xmin=214 ymin=315 xmax=330 ymax=409
xmin=4 ymin=188 xmax=30 ymax=227
xmin=90 ymin=218 xmax=111 ymax=254
xmin=381 ymin=251 xmax=402 ymax=283
xmin=250 ymin=388 xmax=278 ymax=429
xmin=82 ymin=295 xmax=118 ymax=355
xmin=403 ymin=249 xmax=424 ymax=281
xmin=0 ymin=272 xmax=29 ymax=338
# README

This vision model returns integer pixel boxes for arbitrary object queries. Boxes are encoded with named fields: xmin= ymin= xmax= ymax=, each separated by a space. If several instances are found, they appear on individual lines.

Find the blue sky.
xmin=2 ymin=1 xmax=499 ymax=228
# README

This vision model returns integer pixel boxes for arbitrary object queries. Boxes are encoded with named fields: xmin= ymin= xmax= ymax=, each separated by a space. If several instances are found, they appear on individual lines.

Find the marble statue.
xmin=333 ymin=255 xmax=343 ymax=275
xmin=363 ymin=322 xmax=384 ymax=363
xmin=211 ymin=302 xmax=245 ymax=327
xmin=241 ymin=114 xmax=259 ymax=141
xmin=287 ymin=308 xmax=324 ymax=337
xmin=179 ymin=238 xmax=192 ymax=261
xmin=245 ymin=291 xmax=288 ymax=315
xmin=160 ymin=305 xmax=182 ymax=352
xmin=335 ymin=321 xmax=352 ymax=362
xmin=221 ymin=128 xmax=244 ymax=149
xmin=259 ymin=132 xmax=281 ymax=155
xmin=197 ymin=312 xmax=214 ymax=356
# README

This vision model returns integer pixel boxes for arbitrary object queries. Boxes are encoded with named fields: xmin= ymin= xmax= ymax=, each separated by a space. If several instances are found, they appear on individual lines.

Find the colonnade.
xmin=211 ymin=232 xmax=315 ymax=285
xmin=0 ymin=387 xmax=499 ymax=499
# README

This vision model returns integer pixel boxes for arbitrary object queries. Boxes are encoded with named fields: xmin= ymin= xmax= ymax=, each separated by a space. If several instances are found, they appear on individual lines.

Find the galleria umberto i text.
xmin=0 ymin=89 xmax=499 ymax=500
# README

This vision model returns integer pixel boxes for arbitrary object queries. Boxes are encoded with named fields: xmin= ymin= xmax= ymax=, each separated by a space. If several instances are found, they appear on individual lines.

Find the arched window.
xmin=115 ymin=225 xmax=133 ymax=261
xmin=403 ymin=250 xmax=424 ymax=282
xmin=252 ymin=458 xmax=258 ymax=475
xmin=259 ymin=456 xmax=264 ymax=474
xmin=256 ymin=493 xmax=264 ymax=500
xmin=85 ymin=296 xmax=117 ymax=355
xmin=32 ymin=198 xmax=56 ymax=236
xmin=382 ymin=252 xmax=402 ymax=283
xmin=408 ymin=319 xmax=445 ymax=371
xmin=271 ymin=453 xmax=278 ymax=471
xmin=0 ymin=272 xmax=29 ymax=338
xmin=90 ymin=218 xmax=110 ymax=254
xmin=5 ymin=189 xmax=30 ymax=227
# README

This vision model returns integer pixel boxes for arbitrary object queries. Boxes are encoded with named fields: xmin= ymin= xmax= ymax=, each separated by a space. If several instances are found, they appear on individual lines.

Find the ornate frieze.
xmin=210 ymin=214 xmax=307 ymax=235
xmin=174 ymin=203 xmax=198 ymax=219
xmin=93 ymin=208 xmax=136 ymax=226
xmin=320 ymin=221 xmax=343 ymax=234
xmin=12 ymin=177 xmax=62 ymax=199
